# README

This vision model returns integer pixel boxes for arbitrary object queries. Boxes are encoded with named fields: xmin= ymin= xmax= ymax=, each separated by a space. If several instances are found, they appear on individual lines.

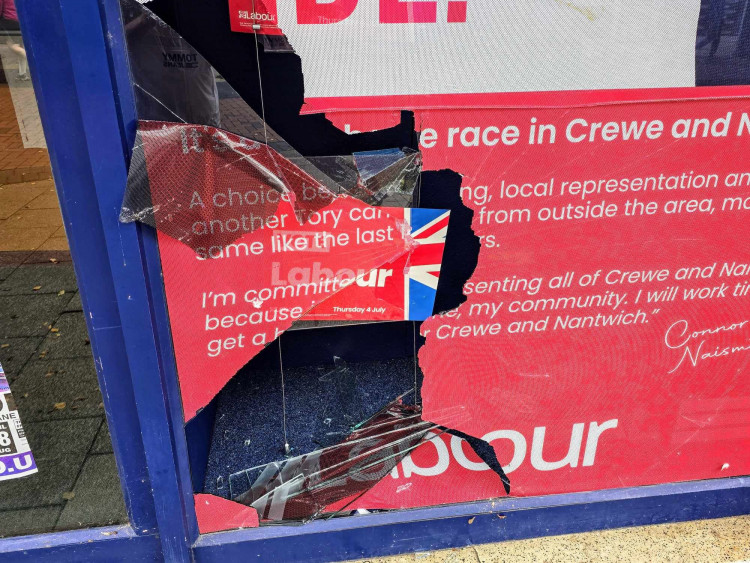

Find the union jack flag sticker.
xmin=404 ymin=208 xmax=450 ymax=320
xmin=301 ymin=207 xmax=450 ymax=322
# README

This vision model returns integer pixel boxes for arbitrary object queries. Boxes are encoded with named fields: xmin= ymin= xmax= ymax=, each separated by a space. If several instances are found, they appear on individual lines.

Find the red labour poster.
xmin=319 ymin=94 xmax=750 ymax=509
xmin=122 ymin=0 xmax=750 ymax=533
xmin=132 ymin=122 xmax=447 ymax=418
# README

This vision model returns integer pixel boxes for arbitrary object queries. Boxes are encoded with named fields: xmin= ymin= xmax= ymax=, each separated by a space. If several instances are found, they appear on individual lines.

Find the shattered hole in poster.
xmin=120 ymin=0 xmax=750 ymax=532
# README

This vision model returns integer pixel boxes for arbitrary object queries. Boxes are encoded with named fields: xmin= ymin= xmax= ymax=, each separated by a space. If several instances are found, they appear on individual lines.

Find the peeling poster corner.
xmin=0 ymin=362 xmax=37 ymax=481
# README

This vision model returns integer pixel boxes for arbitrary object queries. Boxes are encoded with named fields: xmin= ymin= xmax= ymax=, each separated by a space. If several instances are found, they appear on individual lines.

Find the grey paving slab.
xmin=0 ymin=418 xmax=100 ymax=512
xmin=0 ymin=453 xmax=87 ymax=510
xmin=23 ymin=418 xmax=101 ymax=458
xmin=0 ymin=265 xmax=17 ymax=282
xmin=0 ymin=263 xmax=77 ymax=295
xmin=91 ymin=419 xmax=113 ymax=454
xmin=55 ymin=454 xmax=127 ymax=531
xmin=0 ymin=506 xmax=63 ymax=538
xmin=0 ymin=293 xmax=70 ymax=338
xmin=11 ymin=358 xmax=103 ymax=422
xmin=0 ymin=336 xmax=42 ymax=378
xmin=63 ymin=291 xmax=82 ymax=312
xmin=39 ymin=312 xmax=91 ymax=360
xmin=3 ymin=419 xmax=100 ymax=513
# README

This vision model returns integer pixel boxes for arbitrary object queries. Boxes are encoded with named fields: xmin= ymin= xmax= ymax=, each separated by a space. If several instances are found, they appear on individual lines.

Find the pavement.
xmin=0 ymin=70 xmax=126 ymax=536
xmin=355 ymin=515 xmax=750 ymax=563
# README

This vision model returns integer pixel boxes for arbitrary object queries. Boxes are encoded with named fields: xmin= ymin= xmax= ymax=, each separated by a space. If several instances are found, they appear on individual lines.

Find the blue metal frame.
xmin=7 ymin=0 xmax=193 ymax=560
xmin=194 ymin=477 xmax=750 ymax=562
xmin=4 ymin=0 xmax=749 ymax=561
xmin=0 ymin=526 xmax=160 ymax=562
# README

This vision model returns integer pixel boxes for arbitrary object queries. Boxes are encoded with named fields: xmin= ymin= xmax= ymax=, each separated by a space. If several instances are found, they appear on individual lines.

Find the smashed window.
xmin=120 ymin=0 xmax=750 ymax=531
xmin=118 ymin=0 xmax=508 ymax=528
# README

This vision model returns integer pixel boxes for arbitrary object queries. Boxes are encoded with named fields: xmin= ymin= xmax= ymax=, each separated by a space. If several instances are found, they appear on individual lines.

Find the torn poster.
xmin=324 ymin=94 xmax=750 ymax=511
xmin=122 ymin=120 xmax=447 ymax=418
xmin=117 ymin=4 xmax=470 ymax=529
xmin=231 ymin=400 xmax=433 ymax=522
xmin=122 ymin=0 xmax=750 ymax=533
xmin=273 ymin=1 xmax=701 ymax=95
xmin=0 ymin=362 xmax=37 ymax=481
xmin=194 ymin=493 xmax=260 ymax=533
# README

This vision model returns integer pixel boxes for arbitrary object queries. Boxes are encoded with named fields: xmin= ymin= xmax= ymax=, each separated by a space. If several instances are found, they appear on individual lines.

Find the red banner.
xmin=317 ymin=93 xmax=750 ymax=508
xmin=133 ymin=122 xmax=442 ymax=419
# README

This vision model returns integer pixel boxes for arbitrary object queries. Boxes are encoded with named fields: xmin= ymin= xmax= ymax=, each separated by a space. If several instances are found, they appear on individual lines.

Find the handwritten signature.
xmin=664 ymin=319 xmax=750 ymax=373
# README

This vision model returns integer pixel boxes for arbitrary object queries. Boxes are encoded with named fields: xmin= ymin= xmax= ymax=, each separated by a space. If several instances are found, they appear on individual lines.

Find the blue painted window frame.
xmin=2 ymin=0 xmax=748 ymax=561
